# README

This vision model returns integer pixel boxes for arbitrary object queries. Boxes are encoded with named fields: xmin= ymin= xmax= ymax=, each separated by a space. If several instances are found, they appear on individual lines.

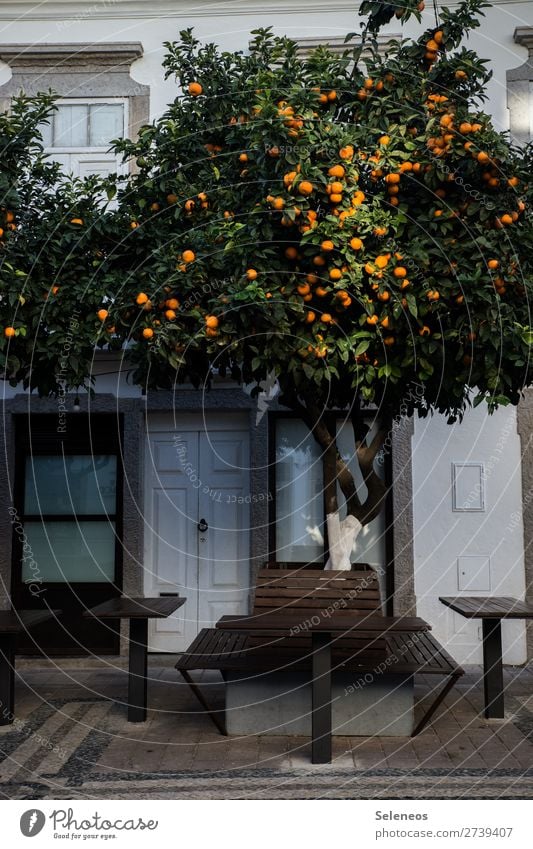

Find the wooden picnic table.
xmin=84 ymin=597 xmax=185 ymax=722
xmin=440 ymin=596 xmax=533 ymax=719
xmin=217 ymin=612 xmax=430 ymax=763
xmin=0 ymin=609 xmax=61 ymax=725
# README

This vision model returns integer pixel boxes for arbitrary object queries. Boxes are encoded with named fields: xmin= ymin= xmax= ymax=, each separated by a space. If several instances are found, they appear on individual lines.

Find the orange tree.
xmin=2 ymin=0 xmax=533 ymax=566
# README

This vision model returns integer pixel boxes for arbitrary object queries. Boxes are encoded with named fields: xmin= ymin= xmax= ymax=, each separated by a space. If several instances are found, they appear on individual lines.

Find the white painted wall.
xmin=412 ymin=404 xmax=527 ymax=664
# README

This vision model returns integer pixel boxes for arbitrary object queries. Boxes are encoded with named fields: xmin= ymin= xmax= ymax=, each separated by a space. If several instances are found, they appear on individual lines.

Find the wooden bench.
xmin=176 ymin=568 xmax=463 ymax=738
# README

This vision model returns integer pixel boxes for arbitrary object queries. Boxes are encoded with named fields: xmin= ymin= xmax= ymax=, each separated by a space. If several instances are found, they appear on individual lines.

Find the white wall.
xmin=412 ymin=404 xmax=527 ymax=664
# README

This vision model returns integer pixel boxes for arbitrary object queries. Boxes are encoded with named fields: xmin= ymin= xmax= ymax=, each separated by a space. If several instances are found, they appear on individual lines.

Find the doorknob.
xmin=198 ymin=518 xmax=208 ymax=532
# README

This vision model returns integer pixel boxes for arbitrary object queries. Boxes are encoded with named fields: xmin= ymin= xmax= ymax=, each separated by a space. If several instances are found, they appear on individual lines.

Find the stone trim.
xmin=507 ymin=27 xmax=533 ymax=145
xmin=257 ymin=33 xmax=402 ymax=59
xmin=516 ymin=389 xmax=533 ymax=659
xmin=391 ymin=416 xmax=416 ymax=616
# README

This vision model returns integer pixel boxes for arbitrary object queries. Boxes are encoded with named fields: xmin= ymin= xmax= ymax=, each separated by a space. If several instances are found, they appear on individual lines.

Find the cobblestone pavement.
xmin=0 ymin=659 xmax=532 ymax=799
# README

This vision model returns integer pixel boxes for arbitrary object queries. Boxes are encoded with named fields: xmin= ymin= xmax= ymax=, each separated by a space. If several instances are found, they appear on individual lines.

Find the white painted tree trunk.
xmin=324 ymin=512 xmax=363 ymax=570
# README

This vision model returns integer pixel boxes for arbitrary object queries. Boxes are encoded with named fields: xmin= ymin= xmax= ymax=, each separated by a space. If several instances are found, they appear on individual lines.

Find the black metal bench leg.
xmin=482 ymin=617 xmax=504 ymax=719
xmin=0 ymin=634 xmax=16 ymax=725
xmin=312 ymin=632 xmax=332 ymax=764
xmin=128 ymin=618 xmax=148 ymax=722
xmin=178 ymin=670 xmax=227 ymax=735
xmin=411 ymin=673 xmax=461 ymax=736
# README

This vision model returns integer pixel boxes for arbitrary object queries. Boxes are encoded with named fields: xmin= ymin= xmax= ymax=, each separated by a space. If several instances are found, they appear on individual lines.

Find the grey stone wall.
xmin=391 ymin=417 xmax=416 ymax=616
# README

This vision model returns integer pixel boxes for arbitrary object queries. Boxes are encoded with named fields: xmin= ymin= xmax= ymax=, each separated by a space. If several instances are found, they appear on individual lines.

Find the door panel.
xmin=144 ymin=421 xmax=250 ymax=652
xmin=145 ymin=432 xmax=199 ymax=651
xmin=198 ymin=433 xmax=250 ymax=630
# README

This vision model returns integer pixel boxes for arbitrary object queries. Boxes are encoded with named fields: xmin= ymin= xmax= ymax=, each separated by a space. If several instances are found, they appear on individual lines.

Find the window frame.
xmin=12 ymin=414 xmax=123 ymax=589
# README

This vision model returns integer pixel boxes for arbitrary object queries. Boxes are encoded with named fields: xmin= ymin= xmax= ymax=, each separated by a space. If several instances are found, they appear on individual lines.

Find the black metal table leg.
xmin=0 ymin=634 xmax=16 ymax=726
xmin=311 ymin=631 xmax=332 ymax=764
xmin=482 ymin=618 xmax=504 ymax=719
xmin=128 ymin=618 xmax=148 ymax=722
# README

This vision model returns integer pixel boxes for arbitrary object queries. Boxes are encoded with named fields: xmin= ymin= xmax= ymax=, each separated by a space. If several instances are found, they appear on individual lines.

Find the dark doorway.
xmin=11 ymin=413 xmax=123 ymax=655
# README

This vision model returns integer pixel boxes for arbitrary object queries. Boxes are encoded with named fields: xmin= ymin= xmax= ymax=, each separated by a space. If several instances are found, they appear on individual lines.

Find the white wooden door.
xmin=144 ymin=416 xmax=250 ymax=652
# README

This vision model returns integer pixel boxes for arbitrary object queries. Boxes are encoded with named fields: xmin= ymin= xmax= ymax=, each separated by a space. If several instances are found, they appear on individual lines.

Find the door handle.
xmin=198 ymin=518 xmax=208 ymax=532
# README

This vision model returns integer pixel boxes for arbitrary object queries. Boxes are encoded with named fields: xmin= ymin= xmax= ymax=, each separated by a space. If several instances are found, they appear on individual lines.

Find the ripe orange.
xmin=205 ymin=315 xmax=219 ymax=329
xmin=363 ymin=78 xmax=373 ymax=90
xmin=321 ymin=313 xmax=333 ymax=323
xmin=305 ymin=311 xmax=316 ymax=323
xmin=375 ymin=255 xmax=389 ymax=269
xmin=4 ymin=326 xmax=16 ymax=338
xmin=385 ymin=173 xmax=400 ymax=185
xmin=329 ymin=193 xmax=343 ymax=204
xmin=239 ymin=153 xmax=248 ymax=163
xmin=130 ymin=221 xmax=139 ymax=229
xmin=384 ymin=336 xmax=395 ymax=346
xmin=321 ymin=240 xmax=335 ymax=252
xmin=508 ymin=177 xmax=520 ymax=188
xmin=313 ymin=255 xmax=326 ymax=266
xmin=182 ymin=249 xmax=196 ymax=263
xmin=315 ymin=286 xmax=329 ymax=297
xmin=419 ymin=326 xmax=431 ymax=336
xmin=427 ymin=290 xmax=440 ymax=301
xmin=166 ymin=194 xmax=178 ymax=204
xmin=393 ymin=266 xmax=407 ymax=278
xmin=477 ymin=151 xmax=490 ymax=164
xmin=272 ymin=197 xmax=285 ymax=210
xmin=377 ymin=291 xmax=390 ymax=302
xmin=306 ymin=273 xmax=318 ymax=284
xmin=184 ymin=199 xmax=195 ymax=212
xmin=378 ymin=135 xmax=391 ymax=146
xmin=97 ymin=309 xmax=108 ymax=321
xmin=165 ymin=310 xmax=176 ymax=320
xmin=455 ymin=70 xmax=467 ymax=80
xmin=188 ymin=82 xmax=203 ymax=96
xmin=246 ymin=268 xmax=258 ymax=280
xmin=459 ymin=122 xmax=472 ymax=135
xmin=339 ymin=145 xmax=354 ymax=160
xmin=297 ymin=283 xmax=311 ymax=296
xmin=298 ymin=181 xmax=314 ymax=196
xmin=142 ymin=328 xmax=154 ymax=340
xmin=166 ymin=298 xmax=179 ymax=309
xmin=328 ymin=165 xmax=345 ymax=178
xmin=329 ymin=268 xmax=342 ymax=281
xmin=350 ymin=237 xmax=363 ymax=250
xmin=136 ymin=292 xmax=149 ymax=305
xmin=366 ymin=315 xmax=379 ymax=325
xmin=70 ymin=218 xmax=83 ymax=225
xmin=327 ymin=91 xmax=337 ymax=101
xmin=500 ymin=214 xmax=513 ymax=226
xmin=488 ymin=259 xmax=499 ymax=270
xmin=285 ymin=247 xmax=298 ymax=260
